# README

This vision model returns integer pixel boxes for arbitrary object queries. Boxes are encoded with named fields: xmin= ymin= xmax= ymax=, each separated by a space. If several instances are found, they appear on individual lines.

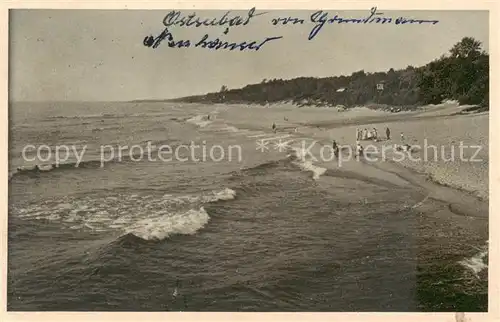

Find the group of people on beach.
xmin=271 ymin=120 xmax=410 ymax=158
xmin=354 ymin=126 xmax=412 ymax=156
xmin=351 ymin=126 xmax=392 ymax=157
xmin=355 ymin=126 xmax=405 ymax=143
xmin=355 ymin=127 xmax=392 ymax=142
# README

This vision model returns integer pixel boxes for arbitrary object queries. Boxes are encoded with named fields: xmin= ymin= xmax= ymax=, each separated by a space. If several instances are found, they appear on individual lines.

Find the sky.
xmin=9 ymin=9 xmax=489 ymax=102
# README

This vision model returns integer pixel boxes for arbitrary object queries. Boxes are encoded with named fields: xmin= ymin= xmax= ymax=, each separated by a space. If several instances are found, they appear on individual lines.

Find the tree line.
xmin=169 ymin=37 xmax=489 ymax=111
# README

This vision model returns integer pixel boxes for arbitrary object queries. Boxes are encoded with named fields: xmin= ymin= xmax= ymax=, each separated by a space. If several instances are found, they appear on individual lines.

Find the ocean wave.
xmin=112 ymin=232 xmax=158 ymax=247
xmin=235 ymin=145 xmax=327 ymax=180
xmin=219 ymin=125 xmax=242 ymax=133
xmin=186 ymin=115 xmax=212 ymax=128
xmin=185 ymin=111 xmax=253 ymax=138
xmin=9 ymin=139 xmax=186 ymax=180
xmin=48 ymin=113 xmax=122 ymax=120
xmin=10 ymin=160 xmax=104 ymax=179
xmin=125 ymin=207 xmax=210 ymax=241
xmin=291 ymin=160 xmax=327 ymax=180
xmin=236 ymin=156 xmax=326 ymax=181
xmin=247 ymin=133 xmax=268 ymax=138
xmin=170 ymin=116 xmax=191 ymax=122
xmin=11 ymin=188 xmax=237 ymax=241
xmin=459 ymin=242 xmax=488 ymax=278
xmin=239 ymin=160 xmax=282 ymax=174
xmin=287 ymin=147 xmax=327 ymax=180
xmin=161 ymin=188 xmax=237 ymax=205
xmin=129 ymin=112 xmax=178 ymax=118
xmin=48 ymin=112 xmax=179 ymax=122
xmin=204 ymin=187 xmax=237 ymax=201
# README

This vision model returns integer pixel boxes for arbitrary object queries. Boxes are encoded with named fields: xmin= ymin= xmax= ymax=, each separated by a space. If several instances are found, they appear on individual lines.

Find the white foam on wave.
xmin=203 ymin=187 xmax=237 ymax=202
xmin=247 ymin=133 xmax=267 ymax=138
xmin=161 ymin=188 xmax=237 ymax=205
xmin=288 ymin=147 xmax=327 ymax=180
xmin=292 ymin=160 xmax=327 ymax=180
xmin=220 ymin=125 xmax=240 ymax=133
xmin=126 ymin=207 xmax=210 ymax=241
xmin=14 ymin=165 xmax=38 ymax=172
xmin=287 ymin=146 xmax=307 ymax=160
xmin=259 ymin=134 xmax=292 ymax=142
xmin=12 ymin=163 xmax=60 ymax=176
xmin=11 ymin=188 xmax=237 ymax=238
xmin=459 ymin=242 xmax=488 ymax=278
xmin=186 ymin=115 xmax=212 ymax=128
xmin=39 ymin=164 xmax=55 ymax=171
xmin=208 ymin=124 xmax=249 ymax=135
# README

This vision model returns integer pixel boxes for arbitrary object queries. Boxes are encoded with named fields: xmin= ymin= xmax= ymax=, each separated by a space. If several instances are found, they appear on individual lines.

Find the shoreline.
xmin=242 ymin=104 xmax=490 ymax=302
xmin=8 ymin=100 xmax=489 ymax=311
xmin=208 ymin=100 xmax=488 ymax=202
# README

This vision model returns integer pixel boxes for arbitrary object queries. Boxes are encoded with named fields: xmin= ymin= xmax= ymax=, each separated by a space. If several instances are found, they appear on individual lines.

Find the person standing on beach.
xmin=400 ymin=132 xmax=405 ymax=142
xmin=373 ymin=128 xmax=378 ymax=140
xmin=367 ymin=129 xmax=372 ymax=140
xmin=356 ymin=141 xmax=364 ymax=157
xmin=332 ymin=140 xmax=339 ymax=158
xmin=356 ymin=128 xmax=361 ymax=141
xmin=386 ymin=127 xmax=391 ymax=140
xmin=272 ymin=122 xmax=277 ymax=133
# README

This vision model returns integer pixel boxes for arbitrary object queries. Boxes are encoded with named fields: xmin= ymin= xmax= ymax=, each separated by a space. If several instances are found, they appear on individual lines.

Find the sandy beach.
xmin=219 ymin=101 xmax=489 ymax=201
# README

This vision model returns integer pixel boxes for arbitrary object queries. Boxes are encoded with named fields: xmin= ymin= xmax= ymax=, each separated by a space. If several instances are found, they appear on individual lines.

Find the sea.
xmin=7 ymin=101 xmax=488 ymax=311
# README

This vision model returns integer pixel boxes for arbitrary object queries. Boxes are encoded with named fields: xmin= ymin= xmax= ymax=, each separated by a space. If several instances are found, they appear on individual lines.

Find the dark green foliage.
xmin=417 ymin=37 xmax=489 ymax=108
xmin=172 ymin=37 xmax=489 ymax=110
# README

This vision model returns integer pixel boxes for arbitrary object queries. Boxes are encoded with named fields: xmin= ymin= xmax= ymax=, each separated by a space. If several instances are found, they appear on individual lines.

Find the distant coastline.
xmin=134 ymin=37 xmax=488 ymax=114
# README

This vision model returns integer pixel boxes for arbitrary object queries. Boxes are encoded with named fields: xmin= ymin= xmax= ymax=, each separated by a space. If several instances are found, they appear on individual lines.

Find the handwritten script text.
xmin=143 ymin=7 xmax=440 ymax=52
